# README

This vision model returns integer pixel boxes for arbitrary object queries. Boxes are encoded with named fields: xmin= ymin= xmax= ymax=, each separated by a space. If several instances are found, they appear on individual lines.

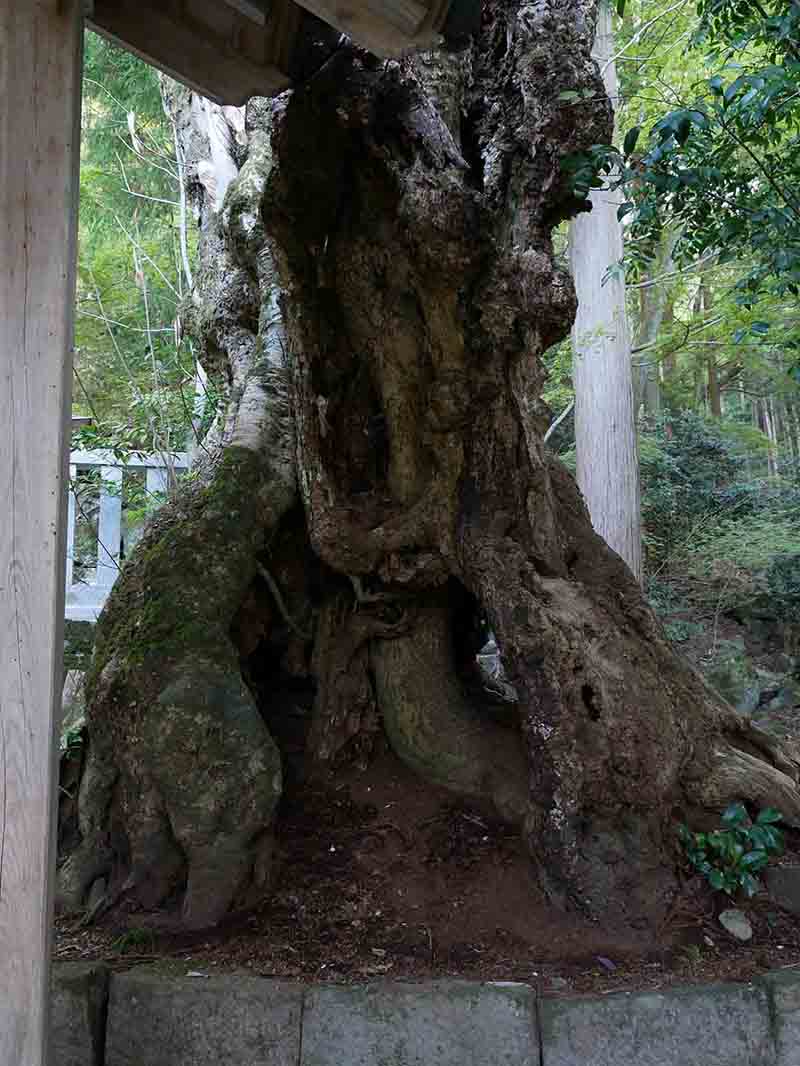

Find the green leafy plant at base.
xmin=111 ymin=927 xmax=156 ymax=955
xmin=679 ymin=803 xmax=784 ymax=898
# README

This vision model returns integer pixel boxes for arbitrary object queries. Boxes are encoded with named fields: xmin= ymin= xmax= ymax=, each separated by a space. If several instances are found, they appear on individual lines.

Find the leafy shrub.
xmin=642 ymin=413 xmax=800 ymax=636
xmin=765 ymin=554 xmax=800 ymax=626
xmin=640 ymin=412 xmax=744 ymax=571
xmin=679 ymin=803 xmax=784 ymax=898
xmin=702 ymin=638 xmax=756 ymax=707
xmin=685 ymin=515 xmax=800 ymax=624
xmin=111 ymin=927 xmax=156 ymax=955
xmin=663 ymin=619 xmax=704 ymax=643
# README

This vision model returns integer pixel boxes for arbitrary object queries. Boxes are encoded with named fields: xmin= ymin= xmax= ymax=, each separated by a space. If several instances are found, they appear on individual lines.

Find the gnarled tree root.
xmin=687 ymin=723 xmax=800 ymax=827
xmin=371 ymin=607 xmax=531 ymax=826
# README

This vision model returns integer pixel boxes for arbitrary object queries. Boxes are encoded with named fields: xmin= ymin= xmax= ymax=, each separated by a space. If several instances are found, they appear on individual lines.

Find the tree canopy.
xmin=74 ymin=33 xmax=203 ymax=457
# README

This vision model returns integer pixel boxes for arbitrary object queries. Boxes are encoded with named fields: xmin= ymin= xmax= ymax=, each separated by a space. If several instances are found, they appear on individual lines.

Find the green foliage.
xmin=679 ymin=803 xmax=784 ymax=897
xmin=690 ymin=512 xmax=800 ymax=576
xmin=111 ymin=927 xmax=156 ymax=955
xmin=663 ymin=618 xmax=705 ymax=642
xmin=637 ymin=408 xmax=800 ymax=669
xmin=557 ymin=0 xmax=800 ymax=410
xmin=64 ymin=621 xmax=96 ymax=673
xmin=640 ymin=412 xmax=745 ymax=569
xmin=703 ymin=637 xmax=755 ymax=705
xmin=764 ymin=555 xmax=800 ymax=626
xmin=76 ymin=33 xmax=203 ymax=455
xmin=681 ymin=943 xmax=704 ymax=966
xmin=679 ymin=505 xmax=800 ymax=629
xmin=60 ymin=725 xmax=86 ymax=757
xmin=622 ymin=0 xmax=800 ymax=316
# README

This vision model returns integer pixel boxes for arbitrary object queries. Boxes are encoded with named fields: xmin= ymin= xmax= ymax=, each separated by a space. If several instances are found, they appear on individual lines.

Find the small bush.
xmin=765 ymin=554 xmax=800 ymax=626
xmin=663 ymin=619 xmax=705 ymax=643
xmin=702 ymin=638 xmax=756 ymax=706
xmin=679 ymin=803 xmax=784 ymax=898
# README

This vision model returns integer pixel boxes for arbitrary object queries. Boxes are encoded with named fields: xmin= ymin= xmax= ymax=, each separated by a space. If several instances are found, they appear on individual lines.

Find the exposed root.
xmin=734 ymin=717 xmax=800 ymax=781
xmin=55 ymin=745 xmax=117 ymax=913
xmin=687 ymin=739 xmax=800 ymax=827
xmin=308 ymin=593 xmax=411 ymax=767
xmin=256 ymin=561 xmax=313 ymax=641
xmin=371 ymin=607 xmax=531 ymax=825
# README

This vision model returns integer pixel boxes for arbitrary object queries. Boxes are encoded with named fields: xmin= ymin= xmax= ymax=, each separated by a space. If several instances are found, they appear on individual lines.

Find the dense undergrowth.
xmin=638 ymin=411 xmax=800 ymax=718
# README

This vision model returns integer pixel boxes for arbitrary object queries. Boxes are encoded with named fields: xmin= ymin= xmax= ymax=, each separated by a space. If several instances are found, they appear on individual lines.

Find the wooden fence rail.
xmin=65 ymin=450 xmax=189 ymax=621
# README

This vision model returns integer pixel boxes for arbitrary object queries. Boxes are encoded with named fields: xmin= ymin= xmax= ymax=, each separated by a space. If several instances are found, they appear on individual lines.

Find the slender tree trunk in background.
xmin=689 ymin=282 xmax=706 ymax=410
xmin=787 ymin=402 xmax=794 ymax=474
xmin=737 ymin=379 xmax=752 ymax=478
xmin=770 ymin=396 xmax=781 ymax=474
xmin=660 ymin=296 xmax=676 ymax=407
xmin=706 ymin=290 xmax=721 ymax=419
xmin=707 ymin=358 xmax=721 ymax=418
xmin=773 ymin=397 xmax=782 ymax=446
xmin=788 ymin=402 xmax=800 ymax=479
xmin=764 ymin=398 xmax=779 ymax=478
xmin=570 ymin=0 xmax=642 ymax=582
xmin=694 ymin=281 xmax=721 ymax=418
xmin=633 ymin=227 xmax=679 ymax=415
xmin=695 ymin=368 xmax=705 ymax=410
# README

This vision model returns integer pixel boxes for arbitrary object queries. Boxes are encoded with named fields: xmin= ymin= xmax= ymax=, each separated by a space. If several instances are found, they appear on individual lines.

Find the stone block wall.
xmin=52 ymin=963 xmax=800 ymax=1065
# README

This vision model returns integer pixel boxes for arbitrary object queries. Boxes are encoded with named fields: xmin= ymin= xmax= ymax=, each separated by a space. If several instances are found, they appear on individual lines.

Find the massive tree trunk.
xmin=58 ymin=0 xmax=800 ymax=931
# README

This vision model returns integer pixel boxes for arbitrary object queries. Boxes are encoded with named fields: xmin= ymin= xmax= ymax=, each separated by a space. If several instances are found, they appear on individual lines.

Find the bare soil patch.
xmin=56 ymin=749 xmax=800 ymax=996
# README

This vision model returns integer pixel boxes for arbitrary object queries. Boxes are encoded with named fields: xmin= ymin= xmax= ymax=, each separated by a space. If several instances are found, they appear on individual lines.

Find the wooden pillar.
xmin=0 ymin=3 xmax=84 ymax=1064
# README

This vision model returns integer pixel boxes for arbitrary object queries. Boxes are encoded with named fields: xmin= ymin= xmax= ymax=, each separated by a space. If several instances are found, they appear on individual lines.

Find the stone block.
xmin=539 ymin=981 xmax=773 ymax=1066
xmin=105 ymin=971 xmax=302 ymax=1066
xmin=51 ymin=962 xmax=109 ymax=1066
xmin=758 ymin=968 xmax=800 ymax=1066
xmin=301 ymin=980 xmax=536 ymax=1066
xmin=767 ymin=865 xmax=800 ymax=918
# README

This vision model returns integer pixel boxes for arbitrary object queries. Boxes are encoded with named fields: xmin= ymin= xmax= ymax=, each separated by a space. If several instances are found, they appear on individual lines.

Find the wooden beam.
xmin=221 ymin=0 xmax=270 ymax=24
xmin=0 ymin=3 xmax=83 ymax=1064
xmin=89 ymin=0 xmax=292 ymax=106
xmin=291 ymin=0 xmax=452 ymax=55
xmin=90 ymin=0 xmax=474 ymax=106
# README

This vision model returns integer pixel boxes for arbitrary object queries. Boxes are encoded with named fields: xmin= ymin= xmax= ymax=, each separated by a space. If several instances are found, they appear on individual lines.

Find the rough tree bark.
xmin=57 ymin=93 xmax=295 ymax=927
xmin=58 ymin=0 xmax=800 ymax=931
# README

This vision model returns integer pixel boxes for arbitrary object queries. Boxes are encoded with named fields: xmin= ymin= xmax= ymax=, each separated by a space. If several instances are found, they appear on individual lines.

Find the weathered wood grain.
xmin=89 ymin=0 xmax=291 ymax=106
xmin=90 ymin=0 xmax=452 ymax=108
xmin=292 ymin=0 xmax=449 ymax=55
xmin=0 ymin=3 xmax=83 ymax=1063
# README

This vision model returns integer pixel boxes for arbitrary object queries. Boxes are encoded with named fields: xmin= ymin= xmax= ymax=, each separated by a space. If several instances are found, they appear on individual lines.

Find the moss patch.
xmin=86 ymin=445 xmax=268 ymax=706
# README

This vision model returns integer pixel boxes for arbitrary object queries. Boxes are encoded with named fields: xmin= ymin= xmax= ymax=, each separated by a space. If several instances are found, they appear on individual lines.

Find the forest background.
xmin=71 ymin=0 xmax=800 ymax=726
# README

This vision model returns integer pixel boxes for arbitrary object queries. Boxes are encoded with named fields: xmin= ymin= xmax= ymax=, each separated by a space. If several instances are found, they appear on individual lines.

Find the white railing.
xmin=65 ymin=450 xmax=189 ymax=622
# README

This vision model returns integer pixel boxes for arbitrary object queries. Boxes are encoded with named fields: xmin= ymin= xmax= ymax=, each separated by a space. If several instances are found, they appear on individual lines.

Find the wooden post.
xmin=0 ymin=3 xmax=84 ymax=1064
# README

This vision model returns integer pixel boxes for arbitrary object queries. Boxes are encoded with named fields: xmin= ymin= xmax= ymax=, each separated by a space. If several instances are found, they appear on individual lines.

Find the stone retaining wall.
xmin=51 ymin=963 xmax=800 ymax=1065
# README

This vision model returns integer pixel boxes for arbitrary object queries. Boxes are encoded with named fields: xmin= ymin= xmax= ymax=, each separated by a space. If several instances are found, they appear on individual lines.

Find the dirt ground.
xmin=55 ymin=747 xmax=800 ymax=996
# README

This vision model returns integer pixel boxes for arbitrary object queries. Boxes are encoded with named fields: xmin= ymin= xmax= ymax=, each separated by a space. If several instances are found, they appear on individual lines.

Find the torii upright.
xmin=0 ymin=1 xmax=475 ymax=1063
